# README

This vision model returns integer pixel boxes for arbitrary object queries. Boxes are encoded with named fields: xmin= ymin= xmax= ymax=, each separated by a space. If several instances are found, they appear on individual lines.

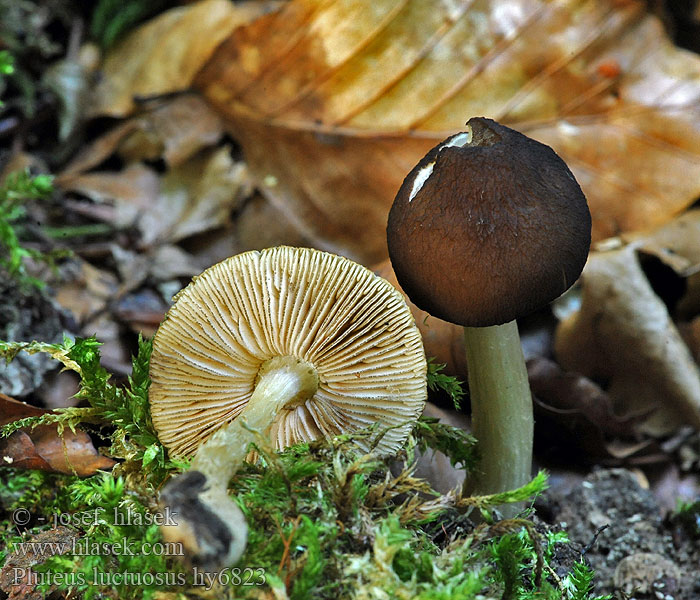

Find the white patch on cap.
xmin=407 ymin=127 xmax=472 ymax=202
xmin=439 ymin=129 xmax=472 ymax=150
xmin=408 ymin=161 xmax=435 ymax=202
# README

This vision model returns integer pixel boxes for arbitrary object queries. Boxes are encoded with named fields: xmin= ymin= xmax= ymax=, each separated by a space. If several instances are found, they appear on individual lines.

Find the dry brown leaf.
xmin=0 ymin=394 xmax=115 ymax=476
xmin=111 ymin=243 xmax=202 ymax=292
xmin=59 ymin=120 xmax=141 ymax=176
xmin=56 ymin=147 xmax=249 ymax=247
xmin=234 ymin=193 xmax=313 ymax=252
xmin=82 ymin=313 xmax=132 ymax=376
xmin=62 ymin=94 xmax=224 ymax=175
xmin=626 ymin=208 xmax=700 ymax=274
xmin=52 ymin=258 xmax=135 ymax=375
xmin=57 ymin=162 xmax=161 ymax=227
xmin=90 ymin=0 xmax=273 ymax=117
xmin=109 ymin=243 xmax=201 ymax=298
xmin=622 ymin=208 xmax=700 ymax=317
xmin=528 ymin=356 xmax=647 ymax=438
xmin=555 ymin=243 xmax=700 ymax=436
xmin=192 ymin=0 xmax=700 ymax=263
xmin=679 ymin=315 xmax=700 ymax=365
xmin=154 ymin=146 xmax=249 ymax=244
xmin=37 ymin=371 xmax=80 ymax=411
xmin=117 ymin=94 xmax=224 ymax=167
xmin=56 ymin=258 xmax=120 ymax=325
xmin=113 ymin=289 xmax=170 ymax=337
xmin=527 ymin=356 xmax=661 ymax=464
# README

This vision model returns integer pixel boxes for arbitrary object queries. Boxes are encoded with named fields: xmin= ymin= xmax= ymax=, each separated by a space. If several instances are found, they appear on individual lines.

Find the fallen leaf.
xmin=36 ymin=370 xmax=80 ymax=411
xmin=0 ymin=394 xmax=115 ymax=476
xmin=59 ymin=120 xmax=142 ymax=176
xmin=42 ymin=54 xmax=93 ymax=142
xmin=528 ymin=357 xmax=649 ymax=438
xmin=528 ymin=356 xmax=660 ymax=464
xmin=82 ymin=312 xmax=133 ymax=376
xmin=191 ymin=0 xmax=700 ymax=263
xmin=111 ymin=243 xmax=203 ymax=296
xmin=57 ymin=147 xmax=249 ymax=247
xmin=110 ymin=244 xmax=151 ymax=294
xmin=602 ymin=439 xmax=664 ymax=464
xmin=148 ymin=243 xmax=204 ymax=281
xmin=57 ymin=162 xmax=161 ymax=229
xmin=90 ymin=0 xmax=273 ymax=117
xmin=624 ymin=208 xmax=700 ymax=318
xmin=234 ymin=193 xmax=313 ymax=253
xmin=555 ymin=243 xmax=700 ymax=436
xmin=118 ymin=94 xmax=225 ymax=167
xmin=61 ymin=94 xmax=225 ymax=175
xmin=153 ymin=145 xmax=249 ymax=244
xmin=679 ymin=315 xmax=700 ymax=365
xmin=650 ymin=460 xmax=700 ymax=514
xmin=626 ymin=208 xmax=700 ymax=274
xmin=112 ymin=288 xmax=170 ymax=337
xmin=55 ymin=258 xmax=120 ymax=325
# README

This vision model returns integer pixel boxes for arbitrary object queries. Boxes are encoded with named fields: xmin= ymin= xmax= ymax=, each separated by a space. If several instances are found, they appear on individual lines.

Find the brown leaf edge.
xmin=0 ymin=394 xmax=115 ymax=477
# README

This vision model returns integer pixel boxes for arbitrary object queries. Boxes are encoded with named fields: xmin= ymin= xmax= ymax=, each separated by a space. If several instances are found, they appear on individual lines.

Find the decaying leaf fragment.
xmin=527 ymin=357 xmax=660 ymax=463
xmin=57 ymin=146 xmax=249 ymax=247
xmin=555 ymin=244 xmax=700 ymax=436
xmin=626 ymin=208 xmax=700 ymax=318
xmin=628 ymin=208 xmax=700 ymax=273
xmin=62 ymin=94 xmax=225 ymax=174
xmin=0 ymin=395 xmax=115 ymax=476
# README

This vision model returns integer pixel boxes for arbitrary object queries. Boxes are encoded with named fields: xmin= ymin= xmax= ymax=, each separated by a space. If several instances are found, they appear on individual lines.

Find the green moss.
xmin=427 ymin=358 xmax=466 ymax=410
xmin=672 ymin=498 xmax=700 ymax=539
xmin=0 ymin=169 xmax=69 ymax=290
xmin=0 ymin=340 xmax=607 ymax=598
xmin=0 ymin=335 xmax=180 ymax=487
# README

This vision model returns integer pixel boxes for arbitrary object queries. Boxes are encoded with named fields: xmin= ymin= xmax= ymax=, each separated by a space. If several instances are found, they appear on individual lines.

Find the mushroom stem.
xmin=159 ymin=355 xmax=319 ymax=571
xmin=461 ymin=320 xmax=533 ymax=512
xmin=192 ymin=355 xmax=319 ymax=488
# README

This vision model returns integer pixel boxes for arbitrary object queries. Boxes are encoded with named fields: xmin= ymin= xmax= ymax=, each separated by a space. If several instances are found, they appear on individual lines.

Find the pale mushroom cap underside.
xmin=149 ymin=246 xmax=427 ymax=458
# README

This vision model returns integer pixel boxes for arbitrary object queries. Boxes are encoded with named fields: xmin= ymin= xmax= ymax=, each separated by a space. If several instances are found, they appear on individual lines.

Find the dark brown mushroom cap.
xmin=387 ymin=117 xmax=591 ymax=327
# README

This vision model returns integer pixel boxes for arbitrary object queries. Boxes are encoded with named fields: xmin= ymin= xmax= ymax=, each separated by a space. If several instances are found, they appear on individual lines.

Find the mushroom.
xmin=150 ymin=246 xmax=427 ymax=569
xmin=386 ymin=117 xmax=591 ymax=505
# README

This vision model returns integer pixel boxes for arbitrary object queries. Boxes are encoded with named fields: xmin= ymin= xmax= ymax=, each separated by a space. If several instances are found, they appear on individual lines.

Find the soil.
xmin=542 ymin=468 xmax=700 ymax=599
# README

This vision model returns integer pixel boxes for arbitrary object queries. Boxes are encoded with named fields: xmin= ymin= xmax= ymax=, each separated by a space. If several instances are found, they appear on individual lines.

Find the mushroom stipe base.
xmin=461 ymin=320 xmax=534 ymax=516
xmin=192 ymin=355 xmax=320 ymax=490
xmin=160 ymin=355 xmax=321 ymax=570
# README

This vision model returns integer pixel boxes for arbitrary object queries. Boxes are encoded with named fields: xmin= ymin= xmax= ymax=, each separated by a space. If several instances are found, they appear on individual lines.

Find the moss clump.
xmin=1 ymin=338 xmax=607 ymax=599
